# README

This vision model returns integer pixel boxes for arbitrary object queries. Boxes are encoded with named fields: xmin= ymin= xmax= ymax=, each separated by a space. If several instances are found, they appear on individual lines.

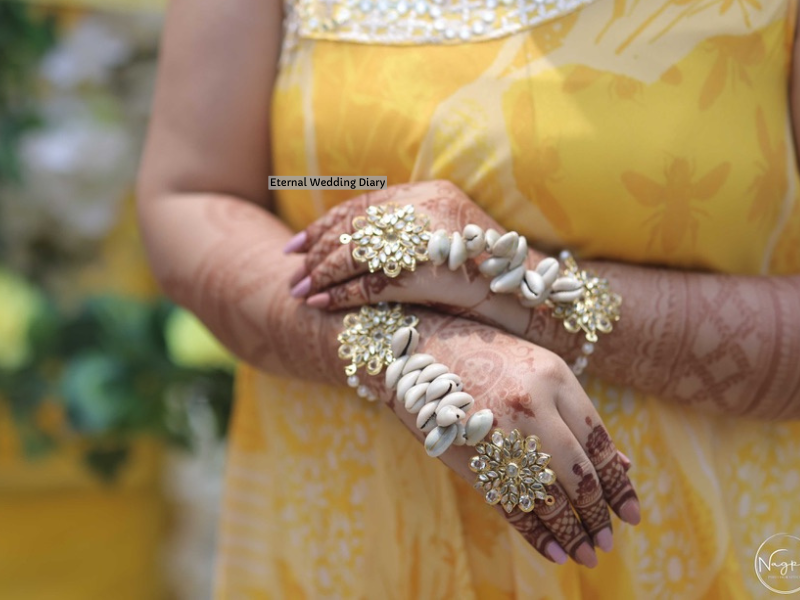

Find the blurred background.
xmin=0 ymin=1 xmax=236 ymax=597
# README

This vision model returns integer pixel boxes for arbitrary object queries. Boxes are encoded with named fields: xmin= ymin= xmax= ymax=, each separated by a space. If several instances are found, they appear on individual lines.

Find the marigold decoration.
xmin=470 ymin=428 xmax=557 ymax=513
xmin=339 ymin=203 xmax=431 ymax=277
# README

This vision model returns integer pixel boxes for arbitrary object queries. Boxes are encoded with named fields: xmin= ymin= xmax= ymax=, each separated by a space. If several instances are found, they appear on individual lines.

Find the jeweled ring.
xmin=339 ymin=203 xmax=431 ymax=278
xmin=469 ymin=428 xmax=557 ymax=513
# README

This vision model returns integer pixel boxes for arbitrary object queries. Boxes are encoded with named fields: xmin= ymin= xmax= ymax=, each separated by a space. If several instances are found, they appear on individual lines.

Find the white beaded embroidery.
xmin=283 ymin=0 xmax=595 ymax=49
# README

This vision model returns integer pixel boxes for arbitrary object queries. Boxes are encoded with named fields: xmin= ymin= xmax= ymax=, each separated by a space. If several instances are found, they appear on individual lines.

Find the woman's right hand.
xmin=361 ymin=309 xmax=640 ymax=568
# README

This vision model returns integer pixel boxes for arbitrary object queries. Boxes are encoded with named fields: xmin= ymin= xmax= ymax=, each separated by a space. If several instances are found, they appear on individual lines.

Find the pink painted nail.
xmin=290 ymin=276 xmax=312 ymax=298
xmin=574 ymin=542 xmax=598 ymax=568
xmin=283 ymin=231 xmax=307 ymax=254
xmin=306 ymin=293 xmax=331 ymax=309
xmin=594 ymin=528 xmax=613 ymax=553
xmin=546 ymin=542 xmax=568 ymax=565
xmin=619 ymin=499 xmax=641 ymax=525
xmin=618 ymin=450 xmax=632 ymax=471
xmin=289 ymin=266 xmax=308 ymax=287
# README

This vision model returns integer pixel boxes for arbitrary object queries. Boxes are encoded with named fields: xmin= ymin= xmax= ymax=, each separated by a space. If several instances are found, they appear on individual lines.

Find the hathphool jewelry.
xmin=340 ymin=203 xmax=622 ymax=375
xmin=337 ymin=302 xmax=558 ymax=513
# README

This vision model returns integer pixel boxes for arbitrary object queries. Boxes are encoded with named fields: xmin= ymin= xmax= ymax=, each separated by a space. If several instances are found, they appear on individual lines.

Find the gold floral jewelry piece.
xmin=550 ymin=251 xmax=622 ymax=344
xmin=337 ymin=302 xmax=418 ymax=400
xmin=470 ymin=428 xmax=557 ymax=514
xmin=549 ymin=251 xmax=622 ymax=376
xmin=339 ymin=204 xmax=431 ymax=278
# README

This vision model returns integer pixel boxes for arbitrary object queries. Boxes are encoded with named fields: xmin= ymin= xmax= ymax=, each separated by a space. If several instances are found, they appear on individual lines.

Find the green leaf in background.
xmin=61 ymin=352 xmax=139 ymax=434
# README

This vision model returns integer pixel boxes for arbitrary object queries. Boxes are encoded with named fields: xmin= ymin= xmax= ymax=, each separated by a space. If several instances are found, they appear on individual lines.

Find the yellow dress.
xmin=216 ymin=2 xmax=800 ymax=598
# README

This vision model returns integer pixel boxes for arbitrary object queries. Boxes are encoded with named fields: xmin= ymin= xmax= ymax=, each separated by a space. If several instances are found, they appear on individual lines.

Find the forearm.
xmin=529 ymin=262 xmax=800 ymax=419
xmin=138 ymin=193 xmax=343 ymax=384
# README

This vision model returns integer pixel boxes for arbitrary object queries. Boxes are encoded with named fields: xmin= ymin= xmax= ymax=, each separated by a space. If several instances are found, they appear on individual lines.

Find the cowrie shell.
xmin=427 ymin=229 xmax=450 ymax=266
xmin=402 ymin=353 xmax=435 ymax=374
xmin=416 ymin=401 xmax=440 ymax=432
xmin=391 ymin=327 xmax=419 ymax=358
xmin=463 ymin=224 xmax=486 ymax=258
xmin=436 ymin=404 xmax=465 ymax=427
xmin=385 ymin=356 xmax=409 ymax=389
xmin=425 ymin=424 xmax=458 ymax=457
xmin=437 ymin=391 xmax=475 ymax=413
xmin=448 ymin=232 xmax=468 ymax=270
xmin=465 ymin=409 xmax=494 ymax=445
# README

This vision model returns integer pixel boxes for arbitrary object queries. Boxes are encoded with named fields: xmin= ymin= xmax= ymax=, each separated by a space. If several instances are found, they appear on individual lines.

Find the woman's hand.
xmin=366 ymin=309 xmax=640 ymax=568
xmin=286 ymin=180 xmax=542 ymax=307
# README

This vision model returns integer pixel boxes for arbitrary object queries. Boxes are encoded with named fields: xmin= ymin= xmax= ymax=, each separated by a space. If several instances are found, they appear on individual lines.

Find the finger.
xmin=534 ymin=482 xmax=597 ymax=567
xmin=556 ymin=389 xmax=640 ymax=525
xmin=534 ymin=417 xmax=610 ymax=552
xmin=307 ymin=243 xmax=370 ymax=295
xmin=503 ymin=509 xmax=566 ymax=565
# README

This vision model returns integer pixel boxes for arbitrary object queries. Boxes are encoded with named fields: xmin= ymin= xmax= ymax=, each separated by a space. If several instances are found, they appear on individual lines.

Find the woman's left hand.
xmin=286 ymin=180 xmax=545 ymax=332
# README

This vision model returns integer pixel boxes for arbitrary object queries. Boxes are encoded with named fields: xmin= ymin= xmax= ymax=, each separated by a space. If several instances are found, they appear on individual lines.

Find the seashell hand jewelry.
xmin=337 ymin=302 xmax=558 ymax=513
xmin=340 ymin=204 xmax=622 ymax=376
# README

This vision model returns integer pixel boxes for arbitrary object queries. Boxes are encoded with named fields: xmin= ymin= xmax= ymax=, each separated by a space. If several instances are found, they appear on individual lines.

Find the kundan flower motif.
xmin=550 ymin=254 xmax=622 ymax=343
xmin=340 ymin=204 xmax=431 ymax=278
xmin=337 ymin=302 xmax=418 ymax=377
xmin=470 ymin=429 xmax=557 ymax=513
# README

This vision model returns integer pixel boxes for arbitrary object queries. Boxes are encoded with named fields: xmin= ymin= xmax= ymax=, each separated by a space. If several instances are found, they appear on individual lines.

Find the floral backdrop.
xmin=0 ymin=2 xmax=233 ymax=598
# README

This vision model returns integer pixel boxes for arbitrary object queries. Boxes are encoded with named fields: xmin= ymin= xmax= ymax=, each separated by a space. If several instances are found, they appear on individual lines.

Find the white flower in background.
xmin=18 ymin=118 xmax=132 ymax=239
xmin=40 ymin=16 xmax=132 ymax=89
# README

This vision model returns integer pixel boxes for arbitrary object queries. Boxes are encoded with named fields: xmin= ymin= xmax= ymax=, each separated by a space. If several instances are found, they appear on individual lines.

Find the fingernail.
xmin=618 ymin=450 xmax=631 ymax=470
xmin=619 ymin=499 xmax=641 ymax=525
xmin=289 ymin=266 xmax=308 ymax=287
xmin=546 ymin=542 xmax=568 ymax=565
xmin=306 ymin=293 xmax=330 ymax=309
xmin=574 ymin=542 xmax=598 ymax=568
xmin=283 ymin=231 xmax=307 ymax=254
xmin=290 ymin=276 xmax=312 ymax=298
xmin=594 ymin=528 xmax=613 ymax=553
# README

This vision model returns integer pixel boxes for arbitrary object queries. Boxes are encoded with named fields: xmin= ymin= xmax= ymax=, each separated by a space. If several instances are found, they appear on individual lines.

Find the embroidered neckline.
xmin=283 ymin=0 xmax=595 ymax=47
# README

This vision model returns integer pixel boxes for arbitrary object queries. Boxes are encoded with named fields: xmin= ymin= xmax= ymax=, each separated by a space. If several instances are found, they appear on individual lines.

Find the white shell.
xmin=465 ymin=409 xmax=494 ymax=445
xmin=448 ymin=232 xmax=468 ymax=270
xmin=433 ymin=373 xmax=463 ymax=391
xmin=417 ymin=363 xmax=449 ymax=384
xmin=535 ymin=257 xmax=560 ymax=287
xmin=391 ymin=327 xmax=419 ymax=358
xmin=453 ymin=423 xmax=467 ymax=446
xmin=479 ymin=257 xmax=511 ymax=278
xmin=520 ymin=270 xmax=548 ymax=306
xmin=552 ymin=276 xmax=583 ymax=292
xmin=404 ymin=383 xmax=429 ymax=413
xmin=491 ymin=232 xmax=519 ymax=258
xmin=463 ymin=224 xmax=486 ymax=258
xmin=427 ymin=229 xmax=450 ymax=266
xmin=484 ymin=228 xmax=501 ymax=252
xmin=416 ymin=401 xmax=439 ymax=432
xmin=397 ymin=370 xmax=421 ymax=401
xmin=509 ymin=236 xmax=528 ymax=269
xmin=490 ymin=265 xmax=525 ymax=294
xmin=425 ymin=425 xmax=458 ymax=457
xmin=436 ymin=404 xmax=466 ymax=427
xmin=437 ymin=391 xmax=475 ymax=412
xmin=385 ymin=356 xmax=409 ymax=389
xmin=425 ymin=378 xmax=457 ymax=403
xmin=402 ymin=353 xmax=435 ymax=374
xmin=550 ymin=288 xmax=584 ymax=303
xmin=550 ymin=277 xmax=584 ymax=303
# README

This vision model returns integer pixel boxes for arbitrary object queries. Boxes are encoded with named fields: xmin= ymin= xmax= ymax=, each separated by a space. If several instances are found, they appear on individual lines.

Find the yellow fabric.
xmin=218 ymin=2 xmax=800 ymax=598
